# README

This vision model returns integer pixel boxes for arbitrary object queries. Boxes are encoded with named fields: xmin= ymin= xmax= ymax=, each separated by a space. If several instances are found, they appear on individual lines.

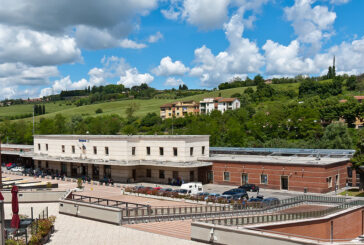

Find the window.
xmin=202 ymin=146 xmax=205 ymax=155
xmin=261 ymin=174 xmax=268 ymax=184
xmin=190 ymin=171 xmax=194 ymax=181
xmin=327 ymin=176 xmax=333 ymax=188
xmin=159 ymin=147 xmax=164 ymax=156
xmin=46 ymin=144 xmax=48 ymax=151
xmin=93 ymin=146 xmax=97 ymax=155
xmin=62 ymin=145 xmax=65 ymax=153
xmin=159 ymin=170 xmax=165 ymax=179
xmin=45 ymin=161 xmax=49 ymax=169
xmin=223 ymin=172 xmax=230 ymax=181
xmin=146 ymin=169 xmax=152 ymax=178
xmin=132 ymin=147 xmax=136 ymax=156
xmin=335 ymin=174 xmax=339 ymax=186
xmin=38 ymin=144 xmax=41 ymax=150
xmin=190 ymin=147 xmax=194 ymax=156
xmin=146 ymin=147 xmax=151 ymax=155
xmin=72 ymin=145 xmax=75 ymax=154
xmin=173 ymin=147 xmax=178 ymax=156
xmin=242 ymin=174 xmax=248 ymax=185
xmin=105 ymin=147 xmax=109 ymax=155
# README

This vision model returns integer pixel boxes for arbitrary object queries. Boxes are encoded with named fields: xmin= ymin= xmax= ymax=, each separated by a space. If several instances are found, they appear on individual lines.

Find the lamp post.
xmin=0 ymin=135 xmax=5 ymax=245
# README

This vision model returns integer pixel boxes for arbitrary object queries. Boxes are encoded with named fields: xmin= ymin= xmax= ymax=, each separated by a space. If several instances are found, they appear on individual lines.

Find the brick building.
xmin=205 ymin=148 xmax=355 ymax=193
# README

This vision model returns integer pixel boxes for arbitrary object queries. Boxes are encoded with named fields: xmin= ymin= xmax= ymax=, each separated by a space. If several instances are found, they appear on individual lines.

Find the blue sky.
xmin=0 ymin=0 xmax=363 ymax=99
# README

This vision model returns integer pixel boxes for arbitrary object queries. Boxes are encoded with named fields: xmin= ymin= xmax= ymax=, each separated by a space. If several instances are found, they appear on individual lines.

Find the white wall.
xmin=34 ymin=135 xmax=209 ymax=163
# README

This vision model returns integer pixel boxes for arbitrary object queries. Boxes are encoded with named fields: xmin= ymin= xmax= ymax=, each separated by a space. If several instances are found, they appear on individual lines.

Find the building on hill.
xmin=199 ymin=97 xmax=240 ymax=114
xmin=160 ymin=100 xmax=199 ymax=119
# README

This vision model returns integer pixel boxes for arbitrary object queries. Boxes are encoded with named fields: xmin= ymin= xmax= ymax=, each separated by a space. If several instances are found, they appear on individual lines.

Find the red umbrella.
xmin=11 ymin=186 xmax=19 ymax=229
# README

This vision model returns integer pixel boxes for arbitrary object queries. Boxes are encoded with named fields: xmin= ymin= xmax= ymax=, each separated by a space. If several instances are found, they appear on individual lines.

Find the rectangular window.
xmin=242 ymin=174 xmax=248 ymax=185
xmin=146 ymin=147 xmax=151 ymax=155
xmin=93 ymin=146 xmax=97 ymax=155
xmin=327 ymin=176 xmax=333 ymax=188
xmin=261 ymin=174 xmax=268 ymax=184
xmin=38 ymin=144 xmax=41 ymax=151
xmin=62 ymin=145 xmax=65 ymax=153
xmin=173 ymin=147 xmax=178 ymax=156
xmin=159 ymin=147 xmax=164 ymax=156
xmin=72 ymin=145 xmax=75 ymax=154
xmin=159 ymin=170 xmax=165 ymax=179
xmin=190 ymin=147 xmax=194 ymax=156
xmin=105 ymin=147 xmax=109 ymax=155
xmin=132 ymin=147 xmax=136 ymax=156
xmin=146 ymin=169 xmax=152 ymax=178
xmin=202 ymin=146 xmax=205 ymax=155
xmin=46 ymin=144 xmax=48 ymax=151
xmin=223 ymin=172 xmax=230 ymax=181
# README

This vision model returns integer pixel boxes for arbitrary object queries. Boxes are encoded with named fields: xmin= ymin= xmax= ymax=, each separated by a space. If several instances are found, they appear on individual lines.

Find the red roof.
xmin=218 ymin=98 xmax=237 ymax=102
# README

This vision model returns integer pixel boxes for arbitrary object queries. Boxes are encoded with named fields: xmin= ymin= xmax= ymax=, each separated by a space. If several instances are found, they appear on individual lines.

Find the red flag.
xmin=11 ymin=186 xmax=19 ymax=229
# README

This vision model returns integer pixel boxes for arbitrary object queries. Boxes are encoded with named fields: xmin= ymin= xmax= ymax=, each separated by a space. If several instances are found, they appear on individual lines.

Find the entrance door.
xmin=241 ymin=174 xmax=248 ymax=185
xmin=92 ymin=165 xmax=99 ymax=180
xmin=132 ymin=169 xmax=136 ymax=180
xmin=281 ymin=176 xmax=289 ymax=190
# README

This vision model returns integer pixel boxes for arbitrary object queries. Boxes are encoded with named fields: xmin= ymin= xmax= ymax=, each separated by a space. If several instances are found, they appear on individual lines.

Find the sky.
xmin=0 ymin=0 xmax=364 ymax=100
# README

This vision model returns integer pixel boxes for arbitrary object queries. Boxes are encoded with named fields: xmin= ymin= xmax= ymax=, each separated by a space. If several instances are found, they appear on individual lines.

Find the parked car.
xmin=261 ymin=197 xmax=280 ymax=207
xmin=11 ymin=166 xmax=24 ymax=172
xmin=180 ymin=182 xmax=203 ymax=195
xmin=153 ymin=187 xmax=163 ymax=190
xmin=159 ymin=188 xmax=172 ymax=192
xmin=223 ymin=188 xmax=247 ymax=196
xmin=232 ymin=192 xmax=249 ymax=201
xmin=217 ymin=194 xmax=233 ymax=202
xmin=172 ymin=189 xmax=188 ymax=195
xmin=239 ymin=184 xmax=260 ymax=192
xmin=248 ymin=195 xmax=264 ymax=203
xmin=6 ymin=163 xmax=16 ymax=170
xmin=205 ymin=193 xmax=221 ymax=201
xmin=197 ymin=192 xmax=209 ymax=197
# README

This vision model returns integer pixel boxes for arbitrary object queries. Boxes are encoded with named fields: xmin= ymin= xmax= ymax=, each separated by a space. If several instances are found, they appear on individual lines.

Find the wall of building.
xmin=34 ymin=135 xmax=209 ymax=163
xmin=212 ymin=161 xmax=350 ymax=193
xmin=260 ymin=207 xmax=364 ymax=241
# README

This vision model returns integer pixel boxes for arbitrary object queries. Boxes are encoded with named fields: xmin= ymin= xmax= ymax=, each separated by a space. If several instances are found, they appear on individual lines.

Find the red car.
xmin=153 ymin=187 xmax=162 ymax=190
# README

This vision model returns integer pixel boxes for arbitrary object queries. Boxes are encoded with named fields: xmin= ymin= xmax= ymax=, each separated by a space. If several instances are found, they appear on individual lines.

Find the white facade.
xmin=199 ymin=98 xmax=240 ymax=114
xmin=34 ymin=135 xmax=210 ymax=163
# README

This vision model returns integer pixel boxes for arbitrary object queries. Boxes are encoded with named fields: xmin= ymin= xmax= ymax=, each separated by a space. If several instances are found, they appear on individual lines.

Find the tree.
xmin=320 ymin=122 xmax=353 ymax=149
xmin=346 ymin=75 xmax=357 ymax=91
xmin=351 ymin=130 xmax=364 ymax=189
xmin=125 ymin=102 xmax=139 ymax=118
xmin=253 ymin=74 xmax=265 ymax=85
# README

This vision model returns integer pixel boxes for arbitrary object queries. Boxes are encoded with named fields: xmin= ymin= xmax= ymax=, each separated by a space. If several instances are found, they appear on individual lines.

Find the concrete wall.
xmin=191 ymin=223 xmax=305 ymax=245
xmin=212 ymin=161 xmax=350 ymax=193
xmin=59 ymin=200 xmax=122 ymax=225
xmin=261 ymin=207 xmax=364 ymax=241
xmin=2 ymin=190 xmax=66 ymax=203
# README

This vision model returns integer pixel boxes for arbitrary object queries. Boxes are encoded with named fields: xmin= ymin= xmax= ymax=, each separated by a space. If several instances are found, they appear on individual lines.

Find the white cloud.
xmin=164 ymin=77 xmax=184 ymax=87
xmin=330 ymin=0 xmax=350 ymax=4
xmin=190 ymin=13 xmax=264 ymax=87
xmin=0 ymin=24 xmax=81 ymax=66
xmin=284 ymin=0 xmax=336 ymax=53
xmin=40 ymin=76 xmax=89 ymax=97
xmin=181 ymin=0 xmax=230 ymax=30
xmin=161 ymin=8 xmax=181 ymax=20
xmin=152 ymin=56 xmax=189 ymax=76
xmin=119 ymin=39 xmax=146 ymax=49
xmin=148 ymin=32 xmax=163 ymax=43
xmin=263 ymin=40 xmax=318 ymax=76
xmin=117 ymin=68 xmax=154 ymax=87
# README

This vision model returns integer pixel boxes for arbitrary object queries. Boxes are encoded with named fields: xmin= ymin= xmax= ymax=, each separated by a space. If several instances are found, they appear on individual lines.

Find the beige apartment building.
xmin=32 ymin=135 xmax=212 ymax=184
xmin=160 ymin=100 xmax=199 ymax=119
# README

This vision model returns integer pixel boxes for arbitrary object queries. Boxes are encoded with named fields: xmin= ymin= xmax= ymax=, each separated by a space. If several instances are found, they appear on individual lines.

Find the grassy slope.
xmin=0 ymin=82 xmax=315 ymax=122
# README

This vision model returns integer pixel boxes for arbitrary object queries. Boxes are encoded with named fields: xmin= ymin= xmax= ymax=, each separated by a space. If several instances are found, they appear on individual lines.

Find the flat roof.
xmin=33 ymin=155 xmax=212 ymax=168
xmin=34 ymin=135 xmax=209 ymax=140
xmin=203 ymin=154 xmax=349 ymax=166
xmin=210 ymin=147 xmax=355 ymax=157
xmin=0 ymin=144 xmax=33 ymax=149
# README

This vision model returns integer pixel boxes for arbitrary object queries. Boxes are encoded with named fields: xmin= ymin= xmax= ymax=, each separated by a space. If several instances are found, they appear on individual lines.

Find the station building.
xmin=32 ymin=135 xmax=212 ymax=183
xmin=205 ymin=147 xmax=355 ymax=193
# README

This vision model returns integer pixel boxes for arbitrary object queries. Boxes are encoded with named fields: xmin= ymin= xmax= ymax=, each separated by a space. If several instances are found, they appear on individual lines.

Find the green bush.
xmin=95 ymin=108 xmax=103 ymax=114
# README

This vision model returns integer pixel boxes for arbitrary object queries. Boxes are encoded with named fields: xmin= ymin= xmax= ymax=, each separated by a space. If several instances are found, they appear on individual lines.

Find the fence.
xmin=201 ymin=199 xmax=364 ymax=227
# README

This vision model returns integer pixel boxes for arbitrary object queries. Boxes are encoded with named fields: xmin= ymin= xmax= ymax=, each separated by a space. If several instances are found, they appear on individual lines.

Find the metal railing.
xmin=201 ymin=200 xmax=364 ymax=227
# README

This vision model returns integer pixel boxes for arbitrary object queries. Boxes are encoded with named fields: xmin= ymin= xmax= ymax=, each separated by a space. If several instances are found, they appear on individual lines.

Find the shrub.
xmin=95 ymin=108 xmax=103 ymax=114
xmin=77 ymin=178 xmax=83 ymax=189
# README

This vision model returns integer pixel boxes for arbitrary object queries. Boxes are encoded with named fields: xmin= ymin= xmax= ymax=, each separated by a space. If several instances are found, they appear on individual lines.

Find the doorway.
xmin=281 ymin=176 xmax=289 ymax=190
xmin=132 ymin=169 xmax=136 ymax=181
xmin=92 ymin=165 xmax=99 ymax=180
xmin=241 ymin=173 xmax=248 ymax=185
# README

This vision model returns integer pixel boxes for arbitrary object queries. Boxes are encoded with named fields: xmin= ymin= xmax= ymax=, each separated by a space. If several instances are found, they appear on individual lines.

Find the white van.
xmin=180 ymin=182 xmax=203 ymax=195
